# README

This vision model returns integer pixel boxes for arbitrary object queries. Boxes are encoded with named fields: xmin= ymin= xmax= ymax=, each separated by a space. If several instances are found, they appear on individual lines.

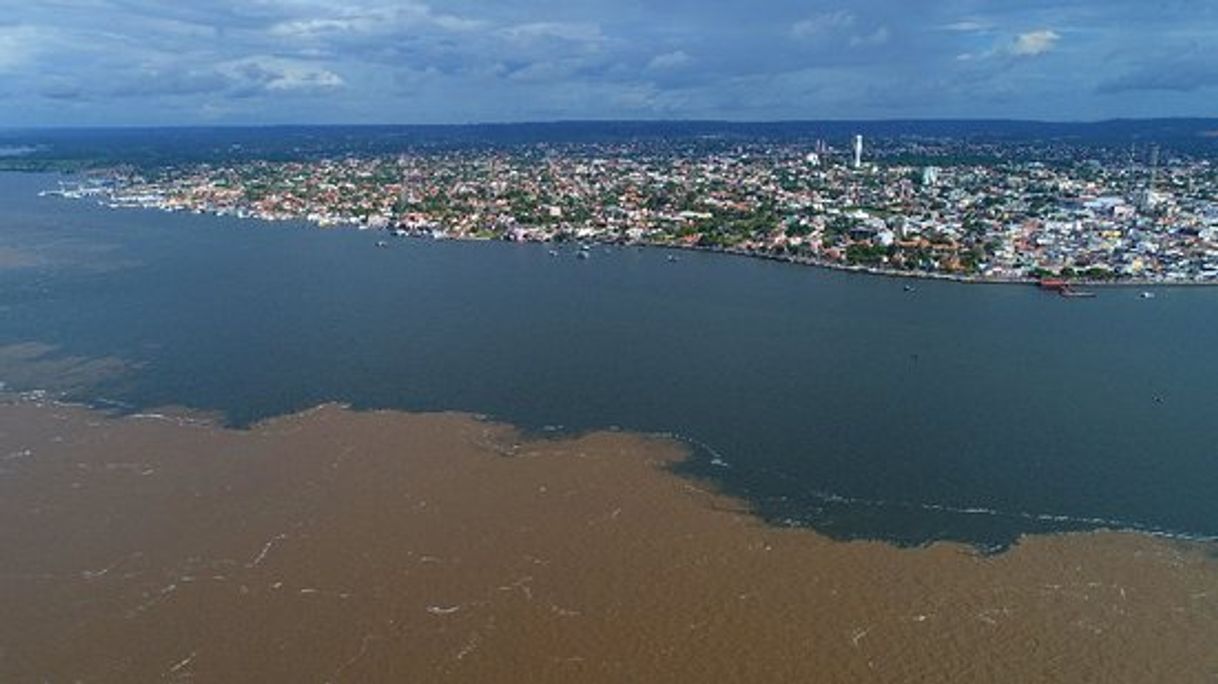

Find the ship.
xmin=1037 ymin=277 xmax=1095 ymax=298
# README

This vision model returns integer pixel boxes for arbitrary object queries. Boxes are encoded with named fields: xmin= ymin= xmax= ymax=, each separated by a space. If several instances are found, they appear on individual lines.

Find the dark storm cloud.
xmin=0 ymin=0 xmax=1213 ymax=125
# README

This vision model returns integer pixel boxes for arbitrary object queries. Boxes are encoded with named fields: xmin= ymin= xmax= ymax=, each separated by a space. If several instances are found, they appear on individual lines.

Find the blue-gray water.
xmin=3 ymin=172 xmax=1217 ymax=549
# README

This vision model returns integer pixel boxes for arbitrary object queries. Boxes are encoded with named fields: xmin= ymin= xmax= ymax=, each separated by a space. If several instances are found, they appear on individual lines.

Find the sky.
xmin=0 ymin=0 xmax=1215 ymax=126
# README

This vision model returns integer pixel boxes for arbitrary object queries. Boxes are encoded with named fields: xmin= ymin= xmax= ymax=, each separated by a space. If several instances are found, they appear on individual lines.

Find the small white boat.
xmin=1139 ymin=291 xmax=1156 ymax=299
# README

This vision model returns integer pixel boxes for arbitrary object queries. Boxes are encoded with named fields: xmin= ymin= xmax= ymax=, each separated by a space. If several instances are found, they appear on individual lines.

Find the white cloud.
xmin=941 ymin=20 xmax=991 ymax=33
xmin=791 ymin=11 xmax=855 ymax=40
xmin=793 ymin=12 xmax=888 ymax=49
xmin=270 ymin=16 xmax=378 ymax=37
xmin=1011 ymin=29 xmax=1060 ymax=56
xmin=220 ymin=57 xmax=345 ymax=94
xmin=268 ymin=4 xmax=482 ymax=38
xmin=0 ymin=26 xmax=40 ymax=72
xmin=960 ymin=28 xmax=1062 ymax=62
xmin=429 ymin=14 xmax=484 ymax=33
xmin=500 ymin=22 xmax=604 ymax=45
xmin=850 ymin=26 xmax=890 ymax=48
xmin=647 ymin=50 xmax=692 ymax=71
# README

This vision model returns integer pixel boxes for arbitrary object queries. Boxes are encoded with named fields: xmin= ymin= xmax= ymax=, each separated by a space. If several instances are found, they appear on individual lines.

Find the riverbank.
xmin=78 ymin=190 xmax=1218 ymax=288
xmin=2 ymin=396 xmax=1216 ymax=682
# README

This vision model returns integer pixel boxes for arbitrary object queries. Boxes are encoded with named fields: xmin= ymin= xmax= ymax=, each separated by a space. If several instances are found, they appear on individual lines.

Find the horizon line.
xmin=3 ymin=115 xmax=1218 ymax=133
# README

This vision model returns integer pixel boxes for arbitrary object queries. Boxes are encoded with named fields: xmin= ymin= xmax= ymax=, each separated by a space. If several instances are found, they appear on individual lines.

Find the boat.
xmin=1140 ymin=291 xmax=1156 ymax=299
xmin=375 ymin=240 xmax=389 ymax=248
xmin=1037 ymin=278 xmax=1094 ymax=298
xmin=667 ymin=255 xmax=679 ymax=263
xmin=903 ymin=284 xmax=916 ymax=292
xmin=576 ymin=251 xmax=589 ymax=260
xmin=1059 ymin=288 xmax=1096 ymax=298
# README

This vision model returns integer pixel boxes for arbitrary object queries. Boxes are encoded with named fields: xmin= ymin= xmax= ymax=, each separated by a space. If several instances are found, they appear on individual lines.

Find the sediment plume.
xmin=1 ymin=399 xmax=1215 ymax=682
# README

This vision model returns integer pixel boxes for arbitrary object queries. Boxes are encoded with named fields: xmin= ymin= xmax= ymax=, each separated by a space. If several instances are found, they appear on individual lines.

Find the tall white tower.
xmin=1149 ymin=144 xmax=1160 ymax=188
xmin=852 ymin=134 xmax=863 ymax=169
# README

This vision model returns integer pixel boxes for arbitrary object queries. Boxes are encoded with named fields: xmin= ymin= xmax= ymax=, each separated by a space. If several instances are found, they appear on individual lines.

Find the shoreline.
xmin=78 ymin=193 xmax=1218 ymax=289
xmin=658 ymin=242 xmax=1208 ymax=288
xmin=397 ymin=231 xmax=1218 ymax=289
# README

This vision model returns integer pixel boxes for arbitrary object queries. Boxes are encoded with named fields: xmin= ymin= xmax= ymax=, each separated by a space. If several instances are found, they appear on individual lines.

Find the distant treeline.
xmin=1 ymin=119 xmax=1216 ymax=171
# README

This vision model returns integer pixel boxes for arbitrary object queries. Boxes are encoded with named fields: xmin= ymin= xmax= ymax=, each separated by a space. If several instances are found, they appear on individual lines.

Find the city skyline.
xmin=1 ymin=1 xmax=1216 ymax=127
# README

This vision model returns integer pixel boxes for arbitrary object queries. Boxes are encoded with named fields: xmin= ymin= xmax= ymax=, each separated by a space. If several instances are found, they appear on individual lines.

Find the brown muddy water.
xmin=1 ymin=398 xmax=1216 ymax=682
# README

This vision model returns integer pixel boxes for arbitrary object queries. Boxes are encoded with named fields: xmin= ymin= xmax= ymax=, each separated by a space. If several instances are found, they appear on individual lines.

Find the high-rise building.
xmin=1149 ymin=144 xmax=1161 ymax=187
xmin=1134 ymin=144 xmax=1164 ymax=212
xmin=852 ymin=135 xmax=863 ymax=169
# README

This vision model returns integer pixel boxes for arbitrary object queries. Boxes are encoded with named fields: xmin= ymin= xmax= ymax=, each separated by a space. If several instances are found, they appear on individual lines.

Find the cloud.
xmin=1011 ymin=29 xmax=1060 ymax=56
xmin=941 ymin=20 xmax=992 ymax=32
xmin=110 ymin=68 xmax=229 ymax=97
xmin=268 ymin=4 xmax=482 ymax=39
xmin=791 ymin=11 xmax=889 ymax=50
xmin=33 ymin=57 xmax=339 ymax=102
xmin=791 ymin=11 xmax=855 ymax=40
xmin=219 ymin=57 xmax=345 ymax=96
xmin=504 ymin=59 xmax=582 ymax=83
xmin=0 ymin=0 xmax=1215 ymax=124
xmin=957 ymin=27 xmax=1062 ymax=62
xmin=0 ymin=25 xmax=40 ymax=72
xmin=1098 ymin=51 xmax=1218 ymax=93
xmin=850 ymin=27 xmax=890 ymax=48
xmin=270 ymin=16 xmax=379 ymax=37
xmin=647 ymin=50 xmax=692 ymax=71
xmin=499 ymin=22 xmax=605 ymax=46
